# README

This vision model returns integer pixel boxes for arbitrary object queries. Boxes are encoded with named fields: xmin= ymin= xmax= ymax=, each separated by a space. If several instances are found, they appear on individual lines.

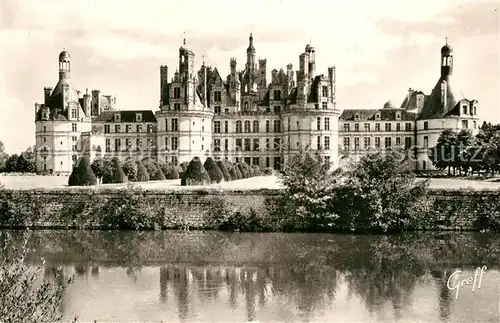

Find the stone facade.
xmin=34 ymin=37 xmax=479 ymax=175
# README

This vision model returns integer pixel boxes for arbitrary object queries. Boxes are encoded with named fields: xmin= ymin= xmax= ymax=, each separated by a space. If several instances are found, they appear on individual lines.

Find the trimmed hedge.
xmin=68 ymin=156 xmax=97 ymax=186
xmin=181 ymin=157 xmax=211 ymax=186
xmin=136 ymin=160 xmax=150 ymax=182
xmin=103 ymin=158 xmax=127 ymax=184
xmin=122 ymin=159 xmax=138 ymax=181
xmin=160 ymin=162 xmax=180 ymax=180
xmin=204 ymin=157 xmax=224 ymax=183
xmin=216 ymin=160 xmax=231 ymax=182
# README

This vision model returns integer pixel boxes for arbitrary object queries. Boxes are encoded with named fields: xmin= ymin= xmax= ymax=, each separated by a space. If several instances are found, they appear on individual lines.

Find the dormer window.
xmin=396 ymin=113 xmax=401 ymax=120
xmin=136 ymin=113 xmax=142 ymax=122
xmin=114 ymin=113 xmax=121 ymax=122
xmin=375 ymin=113 xmax=380 ymax=120
xmin=462 ymin=105 xmax=468 ymax=115
xmin=354 ymin=113 xmax=360 ymax=121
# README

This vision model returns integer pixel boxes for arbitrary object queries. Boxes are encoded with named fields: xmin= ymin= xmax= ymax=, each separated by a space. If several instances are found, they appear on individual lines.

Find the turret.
xmin=441 ymin=38 xmax=453 ymax=80
xmin=306 ymin=44 xmax=316 ymax=80
xmin=246 ymin=33 xmax=256 ymax=69
xmin=58 ymin=50 xmax=71 ymax=81
xmin=259 ymin=59 xmax=267 ymax=84
xmin=230 ymin=57 xmax=237 ymax=78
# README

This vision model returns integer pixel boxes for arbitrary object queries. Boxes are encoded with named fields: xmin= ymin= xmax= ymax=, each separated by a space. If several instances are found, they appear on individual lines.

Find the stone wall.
xmin=0 ymin=187 xmax=498 ymax=231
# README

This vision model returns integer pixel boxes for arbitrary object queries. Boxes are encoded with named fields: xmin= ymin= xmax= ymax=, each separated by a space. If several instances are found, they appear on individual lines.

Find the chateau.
xmin=34 ymin=34 xmax=480 ymax=175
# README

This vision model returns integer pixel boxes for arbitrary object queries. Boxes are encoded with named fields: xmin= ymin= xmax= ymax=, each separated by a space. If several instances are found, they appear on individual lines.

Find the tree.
xmin=160 ymin=162 xmax=180 ymax=180
xmin=0 ymin=231 xmax=74 ymax=322
xmin=0 ymin=141 xmax=9 ymax=172
xmin=216 ymin=160 xmax=231 ymax=182
xmin=68 ymin=156 xmax=97 ymax=186
xmin=5 ymin=154 xmax=19 ymax=173
xmin=122 ymin=159 xmax=138 ymax=181
xmin=204 ymin=157 xmax=224 ymax=183
xmin=91 ymin=158 xmax=111 ymax=184
xmin=429 ymin=129 xmax=457 ymax=175
xmin=181 ymin=157 xmax=211 ymax=186
xmin=17 ymin=146 xmax=36 ymax=173
xmin=136 ymin=160 xmax=150 ymax=182
xmin=340 ymin=150 xmax=431 ymax=232
xmin=103 ymin=157 xmax=127 ymax=184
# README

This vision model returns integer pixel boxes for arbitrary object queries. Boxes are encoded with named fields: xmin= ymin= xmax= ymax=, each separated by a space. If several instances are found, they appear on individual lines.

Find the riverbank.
xmin=0 ymin=184 xmax=499 ymax=232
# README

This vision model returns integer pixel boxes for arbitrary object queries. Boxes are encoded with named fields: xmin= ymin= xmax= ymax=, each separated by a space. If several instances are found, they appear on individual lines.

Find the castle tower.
xmin=441 ymin=38 xmax=453 ymax=80
xmin=58 ymin=50 xmax=71 ymax=81
xmin=306 ymin=44 xmax=316 ymax=81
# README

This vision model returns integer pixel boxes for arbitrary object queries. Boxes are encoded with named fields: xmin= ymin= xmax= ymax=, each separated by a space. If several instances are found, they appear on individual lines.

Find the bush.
xmin=237 ymin=163 xmax=248 ymax=178
xmin=91 ymin=158 xmax=112 ymax=183
xmin=122 ymin=159 xmax=138 ymax=181
xmin=263 ymin=167 xmax=274 ymax=176
xmin=136 ymin=160 xmax=149 ymax=182
xmin=179 ymin=162 xmax=189 ymax=172
xmin=252 ymin=165 xmax=261 ymax=176
xmin=160 ymin=162 xmax=180 ymax=179
xmin=204 ymin=157 xmax=224 ymax=183
xmin=234 ymin=162 xmax=243 ymax=179
xmin=68 ymin=156 xmax=97 ymax=186
xmin=103 ymin=157 xmax=127 ymax=184
xmin=181 ymin=157 xmax=211 ymax=186
xmin=150 ymin=162 xmax=166 ymax=181
xmin=216 ymin=160 xmax=231 ymax=182
xmin=144 ymin=161 xmax=159 ymax=179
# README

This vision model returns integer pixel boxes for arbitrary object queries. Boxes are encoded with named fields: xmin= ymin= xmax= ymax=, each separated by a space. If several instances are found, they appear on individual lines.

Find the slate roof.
xmin=417 ymin=77 xmax=457 ymax=120
xmin=399 ymin=90 xmax=425 ymax=110
xmin=340 ymin=108 xmax=416 ymax=121
xmin=94 ymin=110 xmax=157 ymax=123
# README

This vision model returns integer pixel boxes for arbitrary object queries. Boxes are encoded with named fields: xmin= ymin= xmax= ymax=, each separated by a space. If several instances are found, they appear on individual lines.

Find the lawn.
xmin=1 ymin=174 xmax=499 ymax=191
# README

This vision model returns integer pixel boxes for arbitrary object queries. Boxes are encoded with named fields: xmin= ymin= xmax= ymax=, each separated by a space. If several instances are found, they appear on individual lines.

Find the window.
xmin=322 ymin=86 xmax=328 ymax=97
xmin=423 ymin=122 xmax=428 ymax=130
xmin=344 ymin=123 xmax=350 ymax=132
xmin=236 ymin=138 xmax=242 ymax=151
xmin=375 ymin=137 xmax=381 ymax=148
xmin=215 ymin=106 xmax=221 ymax=114
xmin=396 ymin=137 xmax=401 ymax=146
xmin=147 ymin=124 xmax=153 ymax=133
xmin=164 ymin=137 xmax=169 ymax=150
xmin=473 ymin=106 xmax=476 ymax=115
xmin=224 ymin=121 xmax=229 ymax=133
xmin=172 ymin=156 xmax=178 ymax=166
xmin=253 ymin=120 xmax=259 ymax=133
xmin=114 ymin=138 xmax=121 ymax=151
xmin=266 ymin=138 xmax=270 ymax=151
xmin=136 ymin=138 xmax=142 ymax=150
xmin=72 ymin=123 xmax=77 ymax=132
xmin=253 ymin=138 xmax=259 ymax=151
xmin=354 ymin=123 xmax=359 ymax=132
xmin=225 ymin=108 xmax=229 ymax=114
xmin=396 ymin=113 xmax=401 ymax=120
xmin=354 ymin=137 xmax=360 ymax=150
xmin=462 ymin=120 xmax=468 ymax=129
xmin=405 ymin=137 xmax=412 ymax=149
xmin=137 ymin=124 xmax=142 ymax=133
xmin=396 ymin=123 xmax=400 ymax=132
xmin=214 ymin=121 xmax=221 ymax=133
xmin=364 ymin=137 xmax=371 ymax=149
xmin=174 ymin=103 xmax=180 ymax=111
xmin=72 ymin=155 xmax=77 ymax=162
xmin=171 ymin=137 xmax=178 ymax=150
xmin=174 ymin=87 xmax=181 ymax=99
xmin=274 ymin=138 xmax=281 ymax=151
xmin=266 ymin=157 xmax=270 ymax=168
xmin=236 ymin=121 xmax=242 ymax=133
xmin=375 ymin=113 xmax=380 ymax=120
xmin=423 ymin=136 xmax=428 ymax=148
xmin=244 ymin=138 xmax=251 ymax=151
xmin=405 ymin=123 xmax=412 ymax=131
xmin=43 ymin=126 xmax=46 ymax=133
xmin=253 ymin=157 xmax=260 ymax=167
xmin=244 ymin=120 xmax=251 ymax=133
xmin=325 ymin=156 xmax=330 ymax=164
xmin=462 ymin=105 xmax=467 ymax=114
xmin=224 ymin=139 xmax=228 ymax=151
xmin=114 ymin=113 xmax=120 ymax=122
xmin=105 ymin=139 xmax=111 ymax=152
xmin=273 ymin=120 xmax=281 ymax=133
xmin=245 ymin=102 xmax=249 ymax=111
xmin=115 ymin=124 xmax=120 ymax=133
xmin=273 ymin=90 xmax=281 ymax=101
xmin=343 ymin=137 xmax=350 ymax=151
xmin=266 ymin=106 xmax=271 ymax=113
xmin=375 ymin=123 xmax=380 ymax=131
xmin=43 ymin=137 xmax=46 ymax=143
xmin=324 ymin=118 xmax=330 ymax=131
xmin=244 ymin=157 xmax=251 ymax=165
xmin=126 ymin=124 xmax=131 ymax=133
xmin=315 ymin=104 xmax=319 ymax=110
xmin=214 ymin=91 xmax=222 ymax=102
xmin=317 ymin=117 xmax=321 ymax=131
xmin=71 ymin=145 xmax=76 ymax=152
xmin=473 ymin=121 xmax=477 ymax=129
xmin=354 ymin=114 xmax=360 ymax=121
xmin=126 ymin=138 xmax=131 ymax=150
xmin=385 ymin=123 xmax=391 ymax=132
xmin=422 ymin=161 xmax=427 ymax=170
xmin=274 ymin=106 xmax=281 ymax=113
xmin=384 ymin=137 xmax=391 ymax=148
xmin=214 ymin=139 xmax=221 ymax=151
xmin=71 ymin=109 xmax=77 ymax=118
xmin=322 ymin=102 xmax=327 ymax=109
xmin=324 ymin=136 xmax=330 ymax=150
xmin=364 ymin=123 xmax=370 ymax=132
xmin=136 ymin=113 xmax=142 ymax=122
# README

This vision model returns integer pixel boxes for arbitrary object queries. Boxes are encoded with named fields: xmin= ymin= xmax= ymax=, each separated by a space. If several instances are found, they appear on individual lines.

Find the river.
xmin=2 ymin=230 xmax=499 ymax=322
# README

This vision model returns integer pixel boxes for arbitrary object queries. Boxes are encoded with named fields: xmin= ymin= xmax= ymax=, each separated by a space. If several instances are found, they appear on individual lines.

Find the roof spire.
xmin=309 ymin=36 xmax=312 ymax=44
xmin=202 ymin=55 xmax=205 ymax=66
xmin=183 ymin=31 xmax=186 ymax=46
xmin=445 ymin=36 xmax=448 ymax=45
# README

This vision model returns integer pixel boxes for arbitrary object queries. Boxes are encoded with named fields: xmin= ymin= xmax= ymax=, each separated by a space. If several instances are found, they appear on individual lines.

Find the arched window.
xmin=244 ymin=120 xmax=251 ymax=133
xmin=253 ymin=120 xmax=259 ymax=133
xmin=244 ymin=102 xmax=249 ymax=111
xmin=236 ymin=121 xmax=242 ymax=133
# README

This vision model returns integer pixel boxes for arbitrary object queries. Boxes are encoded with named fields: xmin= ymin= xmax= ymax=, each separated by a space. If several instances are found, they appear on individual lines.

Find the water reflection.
xmin=1 ymin=230 xmax=499 ymax=322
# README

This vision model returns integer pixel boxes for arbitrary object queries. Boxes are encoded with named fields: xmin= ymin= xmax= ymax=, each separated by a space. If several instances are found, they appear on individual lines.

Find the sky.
xmin=0 ymin=0 xmax=499 ymax=154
